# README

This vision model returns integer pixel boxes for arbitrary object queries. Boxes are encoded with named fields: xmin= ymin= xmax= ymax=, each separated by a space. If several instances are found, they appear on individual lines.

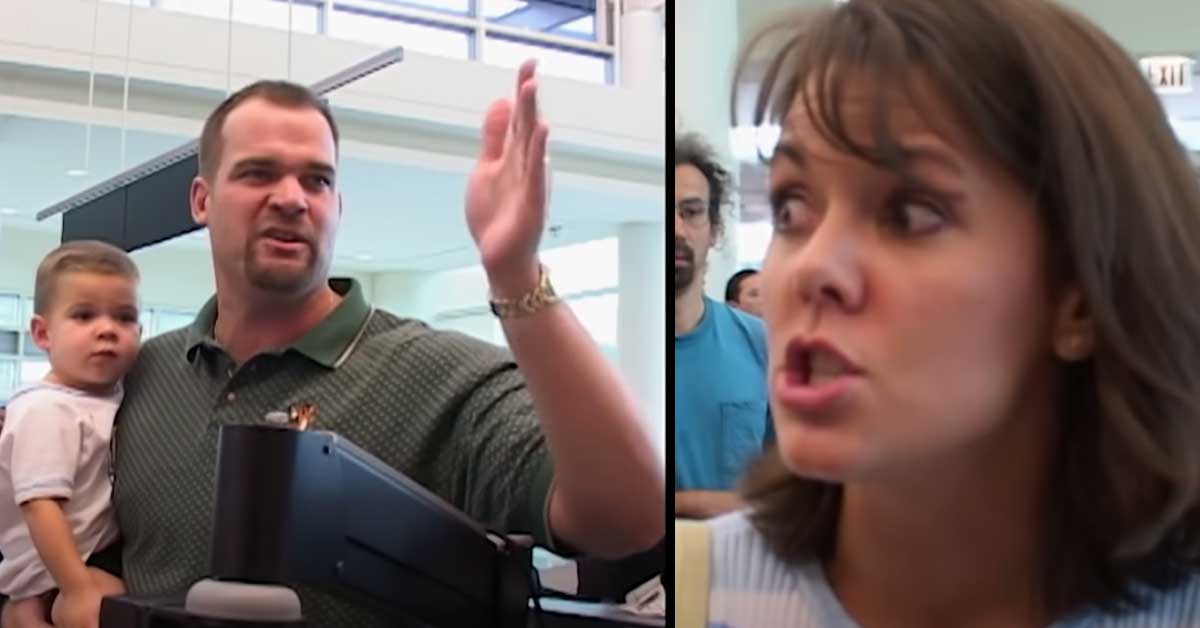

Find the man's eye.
xmin=305 ymin=175 xmax=333 ymax=189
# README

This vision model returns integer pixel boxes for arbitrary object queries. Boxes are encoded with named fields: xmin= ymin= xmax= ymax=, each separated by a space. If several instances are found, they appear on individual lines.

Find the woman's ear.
xmin=1052 ymin=285 xmax=1094 ymax=362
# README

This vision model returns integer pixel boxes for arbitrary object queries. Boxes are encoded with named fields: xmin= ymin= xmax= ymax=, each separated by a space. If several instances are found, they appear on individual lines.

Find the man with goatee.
xmin=674 ymin=133 xmax=770 ymax=520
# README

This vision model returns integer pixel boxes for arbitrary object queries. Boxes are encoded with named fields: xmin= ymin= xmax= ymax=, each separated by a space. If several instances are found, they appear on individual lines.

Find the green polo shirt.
xmin=112 ymin=278 xmax=556 ymax=628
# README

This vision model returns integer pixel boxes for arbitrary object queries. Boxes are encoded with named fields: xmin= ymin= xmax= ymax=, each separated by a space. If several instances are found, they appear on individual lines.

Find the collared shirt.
xmin=112 ymin=278 xmax=555 ymax=628
xmin=675 ymin=297 xmax=771 ymax=491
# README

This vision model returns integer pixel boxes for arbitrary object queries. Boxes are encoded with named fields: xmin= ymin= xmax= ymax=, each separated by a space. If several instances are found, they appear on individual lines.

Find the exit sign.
xmin=1140 ymin=55 xmax=1194 ymax=94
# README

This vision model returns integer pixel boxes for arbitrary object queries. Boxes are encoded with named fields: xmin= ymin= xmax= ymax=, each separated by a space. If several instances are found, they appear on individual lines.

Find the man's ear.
xmin=190 ymin=176 xmax=211 ymax=226
xmin=1052 ymin=285 xmax=1095 ymax=362
xmin=30 ymin=314 xmax=51 ymax=352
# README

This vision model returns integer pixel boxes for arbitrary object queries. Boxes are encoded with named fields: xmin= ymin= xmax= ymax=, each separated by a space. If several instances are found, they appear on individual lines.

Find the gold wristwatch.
xmin=489 ymin=264 xmax=561 ymax=318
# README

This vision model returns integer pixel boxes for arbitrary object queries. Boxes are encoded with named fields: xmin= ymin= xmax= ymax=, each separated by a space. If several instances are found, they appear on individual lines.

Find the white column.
xmin=618 ymin=0 xmax=663 ymax=92
xmin=673 ymin=0 xmax=741 ymax=300
xmin=617 ymin=222 xmax=666 ymax=467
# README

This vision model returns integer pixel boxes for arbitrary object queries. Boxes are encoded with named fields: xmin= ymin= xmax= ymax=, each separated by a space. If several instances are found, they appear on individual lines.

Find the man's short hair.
xmin=675 ymin=133 xmax=733 ymax=240
xmin=198 ymin=80 xmax=340 ymax=181
xmin=34 ymin=240 xmax=139 ymax=315
xmin=725 ymin=268 xmax=759 ymax=303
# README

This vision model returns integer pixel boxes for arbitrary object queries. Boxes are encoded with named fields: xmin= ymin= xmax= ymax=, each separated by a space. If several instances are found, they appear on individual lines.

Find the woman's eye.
xmin=769 ymin=190 xmax=816 ymax=234
xmin=887 ymin=198 xmax=947 ymax=235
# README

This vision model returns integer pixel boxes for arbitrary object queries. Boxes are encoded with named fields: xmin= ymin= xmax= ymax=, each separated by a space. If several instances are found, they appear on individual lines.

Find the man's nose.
xmin=270 ymin=176 xmax=309 ymax=215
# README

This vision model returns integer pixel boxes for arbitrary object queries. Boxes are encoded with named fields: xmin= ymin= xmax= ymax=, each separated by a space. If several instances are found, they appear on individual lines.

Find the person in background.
xmin=675 ymin=133 xmax=772 ymax=520
xmin=725 ymin=269 xmax=764 ymax=317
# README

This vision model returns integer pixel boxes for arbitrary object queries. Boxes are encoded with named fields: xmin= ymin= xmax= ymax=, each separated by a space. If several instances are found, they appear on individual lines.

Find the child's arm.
xmin=21 ymin=498 xmax=101 ymax=628
xmin=20 ymin=498 xmax=91 ymax=593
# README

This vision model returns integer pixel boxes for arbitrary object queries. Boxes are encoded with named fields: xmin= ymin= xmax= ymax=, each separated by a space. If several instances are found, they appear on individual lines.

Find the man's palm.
xmin=466 ymin=60 xmax=549 ymax=279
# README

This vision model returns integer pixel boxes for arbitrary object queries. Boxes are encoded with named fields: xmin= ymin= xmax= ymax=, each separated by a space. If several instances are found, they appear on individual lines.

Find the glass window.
xmin=551 ymin=14 xmax=595 ymax=41
xmin=157 ymin=0 xmax=320 ymax=33
xmin=482 ymin=0 xmax=528 ymax=19
xmin=0 ymin=295 xmax=19 ymax=328
xmin=339 ymin=0 xmax=472 ymax=16
xmin=483 ymin=35 xmax=608 ymax=84
xmin=331 ymin=7 xmax=471 ymax=59
xmin=0 ymin=332 xmax=17 ymax=356
xmin=485 ymin=0 xmax=595 ymax=40
xmin=22 ymin=333 xmax=45 ymax=358
xmin=20 ymin=298 xmax=34 ymax=328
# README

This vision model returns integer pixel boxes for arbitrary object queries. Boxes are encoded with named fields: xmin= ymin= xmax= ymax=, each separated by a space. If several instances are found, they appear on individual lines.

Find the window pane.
xmin=20 ymin=298 xmax=34 ymax=328
xmin=339 ymin=0 xmax=472 ymax=16
xmin=331 ymin=7 xmax=471 ymax=59
xmin=233 ymin=0 xmax=320 ymax=34
xmin=551 ymin=14 xmax=595 ymax=41
xmin=22 ymin=333 xmax=44 ymax=358
xmin=483 ymin=36 xmax=608 ymax=84
xmin=157 ymin=0 xmax=320 ymax=32
xmin=0 ymin=295 xmax=19 ymax=327
xmin=0 ymin=332 xmax=17 ymax=356
xmin=485 ymin=0 xmax=595 ymax=41
xmin=483 ymin=0 xmax=528 ymax=19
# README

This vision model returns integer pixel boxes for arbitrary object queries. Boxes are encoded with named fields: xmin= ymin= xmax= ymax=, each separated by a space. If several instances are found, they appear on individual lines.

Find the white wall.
xmin=0 ymin=0 xmax=663 ymax=161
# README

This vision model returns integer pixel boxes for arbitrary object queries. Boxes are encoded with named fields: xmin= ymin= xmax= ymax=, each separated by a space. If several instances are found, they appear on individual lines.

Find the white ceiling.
xmin=0 ymin=111 xmax=656 ymax=273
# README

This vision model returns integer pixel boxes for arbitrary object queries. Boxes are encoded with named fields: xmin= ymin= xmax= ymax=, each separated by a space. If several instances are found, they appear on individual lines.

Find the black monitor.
xmin=206 ymin=424 xmax=532 ymax=628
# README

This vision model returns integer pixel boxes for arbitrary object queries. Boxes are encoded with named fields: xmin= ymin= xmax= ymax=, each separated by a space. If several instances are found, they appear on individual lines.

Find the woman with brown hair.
xmin=675 ymin=0 xmax=1200 ymax=626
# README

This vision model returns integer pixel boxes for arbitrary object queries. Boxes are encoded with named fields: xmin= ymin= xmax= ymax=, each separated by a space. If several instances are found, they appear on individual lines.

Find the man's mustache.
xmin=674 ymin=240 xmax=694 ymax=264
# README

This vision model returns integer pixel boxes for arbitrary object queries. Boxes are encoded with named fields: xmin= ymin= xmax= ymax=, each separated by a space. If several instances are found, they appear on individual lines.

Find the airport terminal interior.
xmin=0 ymin=1 xmax=666 ymax=626
xmin=0 ymin=0 xmax=666 ymax=452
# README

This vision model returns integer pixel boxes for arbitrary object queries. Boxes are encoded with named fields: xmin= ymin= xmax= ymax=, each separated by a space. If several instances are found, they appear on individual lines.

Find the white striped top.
xmin=707 ymin=511 xmax=1200 ymax=628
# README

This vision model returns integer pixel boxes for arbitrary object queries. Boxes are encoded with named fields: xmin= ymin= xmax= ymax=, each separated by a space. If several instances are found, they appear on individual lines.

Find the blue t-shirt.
xmin=675 ymin=297 xmax=771 ymax=491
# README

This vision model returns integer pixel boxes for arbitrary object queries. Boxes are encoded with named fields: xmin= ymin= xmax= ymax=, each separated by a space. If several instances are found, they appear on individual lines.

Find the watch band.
xmin=489 ymin=264 xmax=561 ymax=318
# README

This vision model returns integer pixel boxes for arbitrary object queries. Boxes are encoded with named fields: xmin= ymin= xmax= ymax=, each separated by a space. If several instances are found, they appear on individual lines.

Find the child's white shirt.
xmin=0 ymin=382 xmax=121 ymax=599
